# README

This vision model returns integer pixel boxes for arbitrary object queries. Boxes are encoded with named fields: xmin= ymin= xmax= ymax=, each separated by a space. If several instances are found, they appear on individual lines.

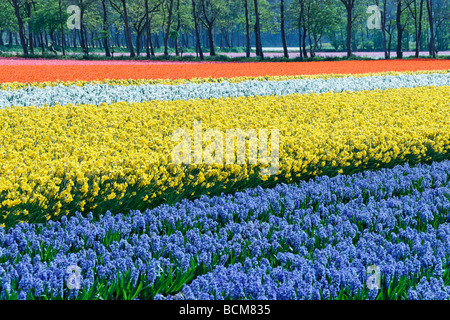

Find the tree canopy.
xmin=1 ymin=0 xmax=448 ymax=58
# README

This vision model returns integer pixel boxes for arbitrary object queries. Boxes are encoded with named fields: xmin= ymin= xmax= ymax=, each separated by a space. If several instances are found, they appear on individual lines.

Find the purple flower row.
xmin=1 ymin=160 xmax=450 ymax=299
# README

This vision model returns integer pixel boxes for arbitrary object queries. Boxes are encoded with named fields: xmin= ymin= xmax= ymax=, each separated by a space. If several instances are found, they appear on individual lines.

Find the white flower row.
xmin=0 ymin=72 xmax=448 ymax=108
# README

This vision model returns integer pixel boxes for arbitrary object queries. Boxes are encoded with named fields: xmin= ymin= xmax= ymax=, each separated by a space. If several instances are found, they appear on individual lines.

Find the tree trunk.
xmin=280 ymin=0 xmax=288 ymax=58
xmin=175 ymin=0 xmax=181 ymax=55
xmin=136 ymin=32 xmax=141 ymax=56
xmin=302 ymin=26 xmax=308 ymax=57
xmin=415 ymin=0 xmax=424 ymax=57
xmin=182 ymin=32 xmax=188 ymax=47
xmin=28 ymin=25 xmax=34 ymax=55
xmin=199 ymin=0 xmax=215 ymax=56
xmin=8 ymin=30 xmax=13 ymax=46
xmin=50 ymin=31 xmax=55 ymax=45
xmin=98 ymin=34 xmax=103 ymax=48
xmin=73 ymin=29 xmax=77 ymax=47
xmin=79 ymin=4 xmax=89 ymax=56
xmin=396 ymin=0 xmax=403 ymax=58
xmin=91 ymin=32 xmax=96 ymax=48
xmin=40 ymin=30 xmax=45 ymax=54
xmin=163 ymin=0 xmax=174 ymax=56
xmin=26 ymin=1 xmax=34 ymax=55
xmin=345 ymin=4 xmax=352 ymax=57
xmin=244 ymin=0 xmax=251 ymax=58
xmin=79 ymin=29 xmax=84 ymax=49
xmin=119 ymin=0 xmax=135 ymax=57
xmin=101 ymin=0 xmax=111 ymax=57
xmin=145 ymin=0 xmax=151 ymax=58
xmin=308 ymin=30 xmax=314 ymax=57
xmin=298 ymin=8 xmax=303 ymax=60
xmin=154 ymin=33 xmax=160 ymax=48
xmin=254 ymin=0 xmax=263 ymax=58
xmin=11 ymin=0 xmax=29 ymax=55
xmin=254 ymin=28 xmax=260 ymax=56
xmin=150 ymin=25 xmax=155 ymax=56
xmin=174 ymin=33 xmax=179 ymax=56
xmin=192 ymin=0 xmax=204 ymax=60
xmin=59 ymin=0 xmax=66 ymax=56
xmin=207 ymin=26 xmax=215 ymax=56
xmin=378 ymin=0 xmax=388 ymax=59
xmin=388 ymin=32 xmax=392 ymax=58
xmin=426 ymin=0 xmax=435 ymax=57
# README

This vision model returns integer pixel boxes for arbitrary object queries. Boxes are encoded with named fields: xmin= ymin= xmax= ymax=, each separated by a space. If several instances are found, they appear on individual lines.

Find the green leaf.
xmin=130 ymin=282 xmax=143 ymax=301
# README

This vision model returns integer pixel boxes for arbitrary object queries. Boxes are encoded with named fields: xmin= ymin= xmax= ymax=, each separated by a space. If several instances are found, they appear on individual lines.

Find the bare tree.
xmin=58 ymin=0 xmax=66 ymax=56
xmin=396 ymin=0 xmax=404 ymax=58
xmin=433 ymin=0 xmax=449 ymax=53
xmin=298 ymin=0 xmax=305 ymax=60
xmin=280 ymin=0 xmax=288 ymax=58
xmin=145 ymin=0 xmax=161 ymax=58
xmin=132 ymin=8 xmax=149 ymax=56
xmin=407 ymin=0 xmax=424 ymax=58
xmin=244 ymin=0 xmax=251 ymax=57
xmin=376 ymin=0 xmax=388 ymax=59
xmin=163 ymin=0 xmax=174 ymax=56
xmin=7 ymin=0 xmax=28 ymax=55
xmin=101 ymin=0 xmax=111 ymax=57
xmin=254 ymin=0 xmax=263 ymax=58
xmin=174 ymin=0 xmax=181 ymax=56
xmin=339 ymin=0 xmax=356 ymax=57
xmin=110 ymin=0 xmax=136 ymax=57
xmin=25 ymin=0 xmax=34 ymax=55
xmin=191 ymin=0 xmax=204 ymax=60
xmin=395 ymin=0 xmax=414 ymax=59
xmin=198 ymin=0 xmax=221 ymax=56
xmin=79 ymin=0 xmax=89 ymax=56
xmin=426 ymin=0 xmax=436 ymax=57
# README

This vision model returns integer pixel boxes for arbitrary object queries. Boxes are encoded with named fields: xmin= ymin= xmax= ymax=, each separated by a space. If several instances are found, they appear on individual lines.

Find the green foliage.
xmin=31 ymin=0 xmax=62 ymax=34
xmin=0 ymin=1 xmax=16 ymax=31
xmin=0 ymin=0 xmax=448 ymax=58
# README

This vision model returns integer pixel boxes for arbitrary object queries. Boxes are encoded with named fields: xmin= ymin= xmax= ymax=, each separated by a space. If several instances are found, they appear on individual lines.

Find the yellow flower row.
xmin=0 ymin=85 xmax=449 ymax=225
xmin=1 ymin=69 xmax=448 ymax=91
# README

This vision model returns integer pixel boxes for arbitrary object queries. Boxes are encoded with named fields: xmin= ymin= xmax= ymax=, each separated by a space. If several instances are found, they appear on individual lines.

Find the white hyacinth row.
xmin=0 ymin=72 xmax=448 ymax=108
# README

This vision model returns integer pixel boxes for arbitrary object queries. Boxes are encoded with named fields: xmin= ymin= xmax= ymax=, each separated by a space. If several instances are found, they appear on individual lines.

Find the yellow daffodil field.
xmin=0 ymin=84 xmax=449 ymax=228
xmin=1 ymin=58 xmax=450 ymax=300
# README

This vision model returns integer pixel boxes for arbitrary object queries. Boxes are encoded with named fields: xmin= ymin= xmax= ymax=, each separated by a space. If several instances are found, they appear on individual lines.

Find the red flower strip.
xmin=0 ymin=58 xmax=448 ymax=83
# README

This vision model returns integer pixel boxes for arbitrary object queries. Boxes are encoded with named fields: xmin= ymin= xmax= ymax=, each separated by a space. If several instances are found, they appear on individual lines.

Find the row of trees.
xmin=1 ymin=0 xmax=448 ymax=59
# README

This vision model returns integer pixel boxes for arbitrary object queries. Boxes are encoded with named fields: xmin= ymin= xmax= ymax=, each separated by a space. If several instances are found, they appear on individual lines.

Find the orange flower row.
xmin=0 ymin=58 xmax=448 ymax=83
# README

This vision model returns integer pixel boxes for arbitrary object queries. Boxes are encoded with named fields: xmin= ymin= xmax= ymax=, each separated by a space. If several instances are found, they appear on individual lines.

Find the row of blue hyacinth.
xmin=1 ymin=160 xmax=450 ymax=300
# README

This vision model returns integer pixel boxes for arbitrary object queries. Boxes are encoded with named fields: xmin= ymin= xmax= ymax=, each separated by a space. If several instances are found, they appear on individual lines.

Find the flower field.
xmin=0 ymin=58 xmax=450 ymax=300
xmin=1 ymin=57 xmax=449 ymax=83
